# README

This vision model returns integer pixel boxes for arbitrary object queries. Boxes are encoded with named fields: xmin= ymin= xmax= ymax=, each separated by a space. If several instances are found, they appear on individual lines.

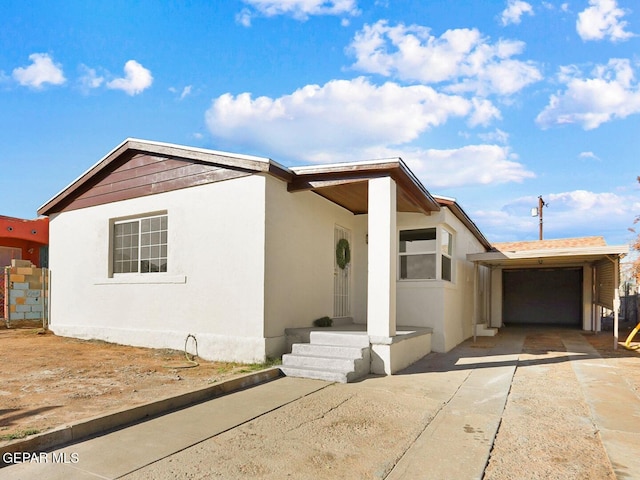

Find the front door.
xmin=334 ymin=225 xmax=351 ymax=318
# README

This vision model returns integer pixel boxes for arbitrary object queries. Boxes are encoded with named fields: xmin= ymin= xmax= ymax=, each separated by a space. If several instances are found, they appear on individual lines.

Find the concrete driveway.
xmin=2 ymin=326 xmax=639 ymax=479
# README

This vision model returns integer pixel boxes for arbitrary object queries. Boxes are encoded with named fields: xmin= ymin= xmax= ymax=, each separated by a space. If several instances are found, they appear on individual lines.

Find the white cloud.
xmin=479 ymin=128 xmax=510 ymax=144
xmin=474 ymin=189 xmax=640 ymax=242
xmin=402 ymin=144 xmax=534 ymax=188
xmin=468 ymin=98 xmax=502 ymax=127
xmin=78 ymin=65 xmax=104 ymax=92
xmin=180 ymin=85 xmax=192 ymax=100
xmin=106 ymin=60 xmax=153 ymax=96
xmin=536 ymin=58 xmax=640 ymax=130
xmin=576 ymin=0 xmax=635 ymax=42
xmin=579 ymin=151 xmax=600 ymax=160
xmin=239 ymin=0 xmax=359 ymax=23
xmin=12 ymin=53 xmax=66 ymax=89
xmin=236 ymin=8 xmax=253 ymax=27
xmin=500 ymin=0 xmax=534 ymax=26
xmin=204 ymin=78 xmax=535 ymax=188
xmin=348 ymin=21 xmax=542 ymax=97
xmin=206 ymin=77 xmax=472 ymax=162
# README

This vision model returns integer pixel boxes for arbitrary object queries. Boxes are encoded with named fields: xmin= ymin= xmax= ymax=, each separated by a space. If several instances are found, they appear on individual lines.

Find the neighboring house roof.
xmin=36 ymin=138 xmax=491 ymax=249
xmin=468 ymin=236 xmax=627 ymax=266
xmin=492 ymin=236 xmax=607 ymax=252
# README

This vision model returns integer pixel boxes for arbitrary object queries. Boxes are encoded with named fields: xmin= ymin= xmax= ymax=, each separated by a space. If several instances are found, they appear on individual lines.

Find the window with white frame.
xmin=441 ymin=229 xmax=453 ymax=281
xmin=399 ymin=227 xmax=454 ymax=281
xmin=113 ymin=214 xmax=168 ymax=274
xmin=399 ymin=228 xmax=437 ymax=280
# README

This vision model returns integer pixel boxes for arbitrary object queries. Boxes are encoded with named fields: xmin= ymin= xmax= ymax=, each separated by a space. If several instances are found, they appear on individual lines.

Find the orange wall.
xmin=0 ymin=216 xmax=49 ymax=267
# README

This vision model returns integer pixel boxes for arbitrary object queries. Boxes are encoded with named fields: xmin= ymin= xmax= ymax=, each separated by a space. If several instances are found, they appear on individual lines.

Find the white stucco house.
xmin=37 ymin=139 xmax=627 ymax=381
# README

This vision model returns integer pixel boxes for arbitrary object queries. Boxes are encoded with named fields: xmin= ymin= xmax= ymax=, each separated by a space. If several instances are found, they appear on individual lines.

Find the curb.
xmin=0 ymin=367 xmax=283 ymax=460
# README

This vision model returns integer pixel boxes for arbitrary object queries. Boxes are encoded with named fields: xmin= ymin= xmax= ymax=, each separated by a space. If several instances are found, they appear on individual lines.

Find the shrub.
xmin=313 ymin=316 xmax=333 ymax=327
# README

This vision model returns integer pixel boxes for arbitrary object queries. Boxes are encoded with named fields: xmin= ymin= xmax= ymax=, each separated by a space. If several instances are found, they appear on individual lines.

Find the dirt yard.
xmin=0 ymin=323 xmax=272 ymax=446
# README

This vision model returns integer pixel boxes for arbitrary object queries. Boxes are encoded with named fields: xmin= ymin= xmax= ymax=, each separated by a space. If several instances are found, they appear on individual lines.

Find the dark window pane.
xmin=400 ymin=254 xmax=436 ymax=279
xmin=399 ymin=228 xmax=436 ymax=253
xmin=442 ymin=256 xmax=452 ymax=281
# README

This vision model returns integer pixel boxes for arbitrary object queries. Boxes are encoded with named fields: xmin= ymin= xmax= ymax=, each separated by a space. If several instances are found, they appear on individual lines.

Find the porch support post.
xmin=367 ymin=176 xmax=397 ymax=339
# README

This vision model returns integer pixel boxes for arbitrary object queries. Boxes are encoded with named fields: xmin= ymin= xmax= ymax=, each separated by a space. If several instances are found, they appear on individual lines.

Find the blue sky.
xmin=1 ymin=0 xmax=639 ymax=246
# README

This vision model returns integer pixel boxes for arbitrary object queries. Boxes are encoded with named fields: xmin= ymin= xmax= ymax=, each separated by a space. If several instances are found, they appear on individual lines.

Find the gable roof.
xmin=37 ymin=138 xmax=489 ymax=248
xmin=38 ymin=138 xmax=292 ymax=216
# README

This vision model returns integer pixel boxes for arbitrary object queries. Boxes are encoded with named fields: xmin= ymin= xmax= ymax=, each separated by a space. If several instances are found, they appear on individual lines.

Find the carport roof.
xmin=468 ymin=236 xmax=628 ymax=266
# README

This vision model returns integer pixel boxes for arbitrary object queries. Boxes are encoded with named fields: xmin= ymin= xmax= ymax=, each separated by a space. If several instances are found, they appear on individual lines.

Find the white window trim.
xmin=109 ymin=211 xmax=168 ymax=277
xmin=95 ymin=275 xmax=186 ymax=285
xmin=398 ymin=227 xmax=437 ymax=281
xmin=441 ymin=227 xmax=454 ymax=283
xmin=398 ymin=226 xmax=455 ymax=283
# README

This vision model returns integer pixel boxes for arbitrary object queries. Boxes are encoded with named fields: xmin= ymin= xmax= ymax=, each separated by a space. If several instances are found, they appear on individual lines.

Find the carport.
xmin=468 ymin=237 xmax=628 ymax=348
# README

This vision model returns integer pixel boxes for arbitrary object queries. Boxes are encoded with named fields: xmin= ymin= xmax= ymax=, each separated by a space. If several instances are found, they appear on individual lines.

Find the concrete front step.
xmin=282 ymin=353 xmax=361 ymax=372
xmin=291 ymin=343 xmax=364 ymax=358
xmin=475 ymin=323 xmax=498 ymax=337
xmin=309 ymin=331 xmax=370 ymax=347
xmin=279 ymin=365 xmax=353 ymax=383
xmin=282 ymin=332 xmax=371 ymax=383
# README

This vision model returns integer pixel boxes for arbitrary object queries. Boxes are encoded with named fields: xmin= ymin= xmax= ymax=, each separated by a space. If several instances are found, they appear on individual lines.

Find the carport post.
xmin=473 ymin=262 xmax=478 ymax=343
xmin=613 ymin=257 xmax=620 ymax=350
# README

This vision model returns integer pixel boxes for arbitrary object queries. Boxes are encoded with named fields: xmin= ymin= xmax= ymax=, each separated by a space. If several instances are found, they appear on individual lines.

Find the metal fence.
xmin=0 ymin=272 xmax=5 ymax=319
xmin=621 ymin=294 xmax=638 ymax=324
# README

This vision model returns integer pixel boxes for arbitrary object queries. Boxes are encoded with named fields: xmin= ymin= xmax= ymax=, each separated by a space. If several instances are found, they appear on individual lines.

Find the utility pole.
xmin=530 ymin=196 xmax=548 ymax=240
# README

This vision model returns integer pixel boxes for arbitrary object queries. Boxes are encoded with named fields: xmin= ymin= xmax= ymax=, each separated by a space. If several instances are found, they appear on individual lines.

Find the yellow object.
xmin=623 ymin=322 xmax=640 ymax=350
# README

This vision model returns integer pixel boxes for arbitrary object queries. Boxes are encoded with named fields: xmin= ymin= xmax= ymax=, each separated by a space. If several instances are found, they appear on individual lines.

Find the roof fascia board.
xmin=38 ymin=139 xmax=132 ymax=216
xmin=468 ymin=244 xmax=629 ymax=263
xmin=125 ymin=139 xmax=291 ymax=177
xmin=434 ymin=195 xmax=492 ymax=250
xmin=290 ymin=159 xmax=440 ymax=214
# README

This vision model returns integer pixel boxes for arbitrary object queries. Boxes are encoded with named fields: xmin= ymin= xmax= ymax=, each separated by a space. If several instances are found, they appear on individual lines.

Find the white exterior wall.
xmin=263 ymin=175 xmax=360 ymax=356
xmin=48 ymin=175 xmax=269 ymax=363
xmin=352 ymin=215 xmax=369 ymax=326
xmin=396 ymin=209 xmax=486 ymax=352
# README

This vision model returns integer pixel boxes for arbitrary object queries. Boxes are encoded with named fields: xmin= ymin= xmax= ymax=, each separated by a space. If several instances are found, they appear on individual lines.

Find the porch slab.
xmin=284 ymin=324 xmax=433 ymax=379
xmin=285 ymin=324 xmax=432 ymax=352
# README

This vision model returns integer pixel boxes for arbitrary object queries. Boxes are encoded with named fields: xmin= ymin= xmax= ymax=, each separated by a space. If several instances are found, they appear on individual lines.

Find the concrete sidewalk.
xmin=1 ymin=377 xmax=330 ymax=479
xmin=2 ymin=327 xmax=637 ymax=479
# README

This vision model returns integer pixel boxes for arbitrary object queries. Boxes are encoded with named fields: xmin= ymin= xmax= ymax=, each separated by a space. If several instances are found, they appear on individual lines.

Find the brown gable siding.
xmin=55 ymin=153 xmax=253 ymax=213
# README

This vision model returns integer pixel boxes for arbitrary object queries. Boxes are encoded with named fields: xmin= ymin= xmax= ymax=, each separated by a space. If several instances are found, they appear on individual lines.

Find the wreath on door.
xmin=336 ymin=238 xmax=351 ymax=270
